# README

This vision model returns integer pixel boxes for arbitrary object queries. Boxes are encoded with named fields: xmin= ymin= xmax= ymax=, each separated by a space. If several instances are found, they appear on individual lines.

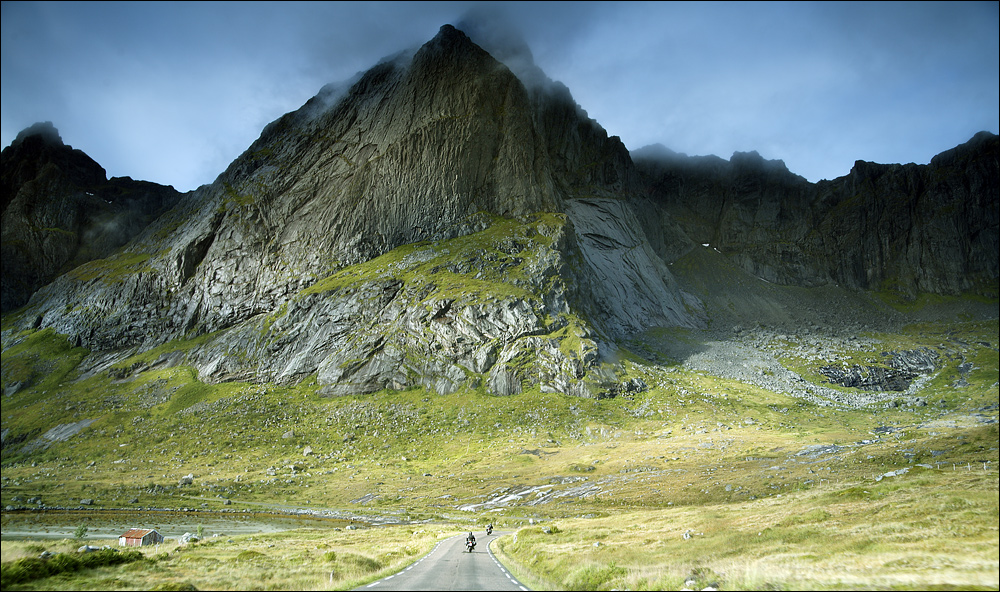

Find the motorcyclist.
xmin=466 ymin=531 xmax=476 ymax=549
xmin=486 ymin=523 xmax=493 ymax=535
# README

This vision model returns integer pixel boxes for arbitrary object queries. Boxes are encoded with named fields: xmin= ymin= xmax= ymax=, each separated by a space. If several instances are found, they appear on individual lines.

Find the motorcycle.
xmin=466 ymin=538 xmax=476 ymax=552
xmin=486 ymin=525 xmax=493 ymax=536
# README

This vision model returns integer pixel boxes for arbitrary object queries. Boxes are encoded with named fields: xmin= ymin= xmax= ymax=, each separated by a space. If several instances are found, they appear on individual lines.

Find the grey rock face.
xmin=819 ymin=348 xmax=939 ymax=392
xmin=565 ymin=198 xmax=704 ymax=336
xmin=633 ymin=132 xmax=999 ymax=300
xmin=110 ymin=215 xmax=612 ymax=397
xmin=17 ymin=419 xmax=96 ymax=455
xmin=817 ymin=132 xmax=999 ymax=298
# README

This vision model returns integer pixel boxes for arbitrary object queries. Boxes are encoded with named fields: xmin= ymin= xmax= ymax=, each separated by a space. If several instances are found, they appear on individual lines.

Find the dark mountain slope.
xmin=632 ymin=131 xmax=999 ymax=299
xmin=1 ymin=122 xmax=181 ymax=313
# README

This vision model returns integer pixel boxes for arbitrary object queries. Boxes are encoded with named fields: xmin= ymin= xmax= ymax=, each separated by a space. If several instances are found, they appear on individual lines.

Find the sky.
xmin=2 ymin=1 xmax=998 ymax=192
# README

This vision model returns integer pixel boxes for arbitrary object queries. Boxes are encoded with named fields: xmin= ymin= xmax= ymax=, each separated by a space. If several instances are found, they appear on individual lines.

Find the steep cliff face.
xmin=630 ymin=147 xmax=812 ymax=277
xmin=633 ymin=131 xmax=999 ymax=299
xmin=148 ymin=23 xmax=650 ymax=341
xmin=1 ymin=122 xmax=182 ymax=313
xmin=132 ymin=213 xmax=610 ymax=398
xmin=815 ymin=131 xmax=999 ymax=297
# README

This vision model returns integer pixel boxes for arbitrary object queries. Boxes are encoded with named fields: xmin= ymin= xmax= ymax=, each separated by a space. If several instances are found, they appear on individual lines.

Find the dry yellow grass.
xmin=1 ymin=526 xmax=459 ymax=591
xmin=494 ymin=465 xmax=999 ymax=590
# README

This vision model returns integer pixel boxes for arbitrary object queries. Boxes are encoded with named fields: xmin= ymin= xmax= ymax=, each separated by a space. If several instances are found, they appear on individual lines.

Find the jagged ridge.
xmin=631 ymin=131 xmax=999 ymax=298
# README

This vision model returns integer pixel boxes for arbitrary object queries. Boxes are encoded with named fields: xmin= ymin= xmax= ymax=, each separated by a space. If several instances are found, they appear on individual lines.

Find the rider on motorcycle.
xmin=466 ymin=531 xmax=476 ymax=551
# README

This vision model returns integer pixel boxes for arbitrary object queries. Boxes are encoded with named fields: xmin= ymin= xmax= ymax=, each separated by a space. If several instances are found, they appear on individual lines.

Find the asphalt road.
xmin=358 ymin=531 xmax=528 ymax=591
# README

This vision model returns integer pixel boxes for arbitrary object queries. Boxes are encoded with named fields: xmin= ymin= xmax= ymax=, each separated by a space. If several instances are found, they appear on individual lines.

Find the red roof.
xmin=120 ymin=528 xmax=156 ymax=538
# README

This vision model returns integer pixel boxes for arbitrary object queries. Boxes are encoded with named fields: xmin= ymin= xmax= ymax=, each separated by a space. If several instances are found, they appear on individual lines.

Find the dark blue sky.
xmin=2 ymin=1 xmax=998 ymax=191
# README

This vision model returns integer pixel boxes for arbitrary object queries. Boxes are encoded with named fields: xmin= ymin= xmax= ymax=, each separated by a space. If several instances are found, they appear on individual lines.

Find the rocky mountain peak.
xmin=12 ymin=120 xmax=64 ymax=147
xmin=729 ymin=150 xmax=795 ymax=177
xmin=411 ymin=24 xmax=491 ymax=73
xmin=453 ymin=10 xmax=547 ymax=91
xmin=930 ymin=130 xmax=999 ymax=170
xmin=2 ymin=122 xmax=108 ymax=214
xmin=1 ymin=122 xmax=181 ymax=313
xmin=427 ymin=23 xmax=474 ymax=50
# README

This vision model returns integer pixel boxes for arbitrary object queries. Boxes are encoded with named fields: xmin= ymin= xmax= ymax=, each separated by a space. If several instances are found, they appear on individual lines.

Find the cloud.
xmin=528 ymin=1 xmax=998 ymax=181
xmin=2 ymin=1 xmax=997 ymax=190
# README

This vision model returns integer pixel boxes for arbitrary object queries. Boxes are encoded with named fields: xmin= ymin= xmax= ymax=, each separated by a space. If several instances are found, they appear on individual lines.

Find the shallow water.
xmin=1 ymin=509 xmax=355 ymax=541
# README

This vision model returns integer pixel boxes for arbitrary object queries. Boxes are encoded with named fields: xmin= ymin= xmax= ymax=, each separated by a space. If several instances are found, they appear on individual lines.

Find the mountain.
xmin=2 ymin=24 xmax=997 ymax=401
xmin=631 ymin=131 xmax=999 ymax=299
xmin=1 ymin=122 xmax=182 ymax=313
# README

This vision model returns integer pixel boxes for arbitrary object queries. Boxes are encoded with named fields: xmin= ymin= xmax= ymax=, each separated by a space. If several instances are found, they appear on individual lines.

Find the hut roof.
xmin=120 ymin=528 xmax=156 ymax=538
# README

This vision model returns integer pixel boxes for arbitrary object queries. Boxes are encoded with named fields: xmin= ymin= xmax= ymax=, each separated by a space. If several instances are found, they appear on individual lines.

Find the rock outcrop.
xmin=83 ymin=213 xmax=613 ymax=397
xmin=819 ymin=348 xmax=939 ymax=392
xmin=565 ymin=198 xmax=703 ymax=335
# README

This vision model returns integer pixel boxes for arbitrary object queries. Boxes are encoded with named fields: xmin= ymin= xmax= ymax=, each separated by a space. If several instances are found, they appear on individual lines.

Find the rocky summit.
xmin=2 ymin=24 xmax=997 ymax=400
xmin=1 ymin=122 xmax=182 ymax=314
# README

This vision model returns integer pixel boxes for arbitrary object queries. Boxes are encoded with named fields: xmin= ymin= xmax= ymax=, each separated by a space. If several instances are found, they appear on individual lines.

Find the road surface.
xmin=359 ymin=531 xmax=528 ymax=591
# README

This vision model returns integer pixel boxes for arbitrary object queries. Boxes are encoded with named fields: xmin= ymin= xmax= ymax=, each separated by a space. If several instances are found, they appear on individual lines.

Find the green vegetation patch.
xmin=0 ymin=328 xmax=88 ymax=401
xmin=1 ymin=548 xmax=143 ymax=587
xmin=65 ymin=251 xmax=154 ymax=283
xmin=233 ymin=550 xmax=267 ymax=564
xmin=300 ymin=212 xmax=564 ymax=303
xmin=876 ymin=287 xmax=999 ymax=314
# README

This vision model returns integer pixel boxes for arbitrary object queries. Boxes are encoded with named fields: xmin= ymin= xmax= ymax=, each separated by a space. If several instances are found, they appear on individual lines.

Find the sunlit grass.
xmin=1 ymin=526 xmax=456 ymax=591
xmin=495 ymin=464 xmax=999 ymax=590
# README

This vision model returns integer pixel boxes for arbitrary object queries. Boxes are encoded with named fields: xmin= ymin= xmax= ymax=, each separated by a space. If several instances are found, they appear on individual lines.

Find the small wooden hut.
xmin=118 ymin=528 xmax=164 ymax=547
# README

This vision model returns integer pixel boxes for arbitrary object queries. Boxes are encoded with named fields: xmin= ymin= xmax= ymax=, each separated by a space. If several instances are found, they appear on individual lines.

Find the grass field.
xmin=2 ymin=294 xmax=997 ymax=590
xmin=1 ymin=525 xmax=457 ymax=590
